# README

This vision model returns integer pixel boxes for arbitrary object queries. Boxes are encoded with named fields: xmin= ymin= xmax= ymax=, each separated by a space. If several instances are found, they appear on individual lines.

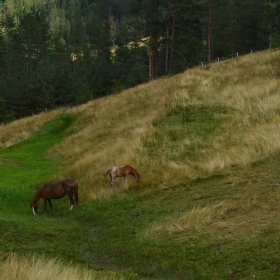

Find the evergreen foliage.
xmin=0 ymin=0 xmax=279 ymax=122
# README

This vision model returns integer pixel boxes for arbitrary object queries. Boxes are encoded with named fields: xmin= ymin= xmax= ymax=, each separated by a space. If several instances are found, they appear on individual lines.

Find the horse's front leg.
xmin=67 ymin=194 xmax=74 ymax=210
xmin=44 ymin=199 xmax=48 ymax=214
xmin=124 ymin=175 xmax=127 ymax=185
xmin=48 ymin=199 xmax=53 ymax=211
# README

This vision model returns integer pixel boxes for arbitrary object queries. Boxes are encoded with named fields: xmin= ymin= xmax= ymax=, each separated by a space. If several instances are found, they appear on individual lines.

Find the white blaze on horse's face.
xmin=32 ymin=207 xmax=37 ymax=216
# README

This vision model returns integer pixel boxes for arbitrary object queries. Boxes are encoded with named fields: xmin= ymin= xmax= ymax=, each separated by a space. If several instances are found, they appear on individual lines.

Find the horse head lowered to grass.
xmin=30 ymin=179 xmax=79 ymax=215
xmin=103 ymin=165 xmax=140 ymax=187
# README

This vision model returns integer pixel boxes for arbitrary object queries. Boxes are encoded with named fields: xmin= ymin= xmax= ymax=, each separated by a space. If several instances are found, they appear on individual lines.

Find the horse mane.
xmin=31 ymin=185 xmax=44 ymax=202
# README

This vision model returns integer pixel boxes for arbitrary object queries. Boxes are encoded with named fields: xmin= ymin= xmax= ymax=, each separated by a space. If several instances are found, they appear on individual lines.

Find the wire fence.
xmin=200 ymin=53 xmax=239 ymax=69
xmin=200 ymin=44 xmax=280 ymax=69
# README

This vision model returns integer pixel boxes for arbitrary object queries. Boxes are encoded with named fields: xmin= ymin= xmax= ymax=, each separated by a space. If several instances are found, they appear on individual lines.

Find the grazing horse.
xmin=30 ymin=179 xmax=79 ymax=215
xmin=103 ymin=165 xmax=140 ymax=187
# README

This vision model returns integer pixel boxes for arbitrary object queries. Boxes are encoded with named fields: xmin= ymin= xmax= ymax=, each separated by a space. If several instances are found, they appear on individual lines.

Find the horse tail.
xmin=103 ymin=169 xmax=111 ymax=177
xmin=74 ymin=182 xmax=79 ymax=205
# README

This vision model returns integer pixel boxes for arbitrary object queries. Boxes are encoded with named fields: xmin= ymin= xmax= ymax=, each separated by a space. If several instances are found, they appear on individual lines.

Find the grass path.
xmin=0 ymin=114 xmax=137 ymax=279
xmin=0 ymin=115 xmax=82 ymax=259
xmin=0 ymin=114 xmax=73 ymax=214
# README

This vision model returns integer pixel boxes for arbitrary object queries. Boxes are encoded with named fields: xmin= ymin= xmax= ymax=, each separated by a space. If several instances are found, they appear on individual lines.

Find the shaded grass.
xmin=144 ymin=105 xmax=230 ymax=162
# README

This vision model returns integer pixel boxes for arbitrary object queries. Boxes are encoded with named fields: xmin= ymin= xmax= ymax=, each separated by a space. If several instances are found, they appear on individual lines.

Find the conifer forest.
xmin=0 ymin=0 xmax=279 ymax=122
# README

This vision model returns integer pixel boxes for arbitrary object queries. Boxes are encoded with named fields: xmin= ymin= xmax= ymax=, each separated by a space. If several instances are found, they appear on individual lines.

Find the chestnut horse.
xmin=103 ymin=165 xmax=140 ymax=187
xmin=30 ymin=179 xmax=78 ymax=215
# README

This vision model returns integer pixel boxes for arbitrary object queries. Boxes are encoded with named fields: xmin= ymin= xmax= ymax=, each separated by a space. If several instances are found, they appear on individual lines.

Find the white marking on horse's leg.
xmin=32 ymin=207 xmax=37 ymax=216
xmin=69 ymin=204 xmax=74 ymax=210
xmin=110 ymin=175 xmax=114 ymax=186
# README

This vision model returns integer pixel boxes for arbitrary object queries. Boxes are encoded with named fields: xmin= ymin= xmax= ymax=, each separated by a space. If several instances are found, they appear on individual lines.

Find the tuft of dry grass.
xmin=0 ymin=110 xmax=62 ymax=150
xmin=0 ymin=252 xmax=125 ymax=280
xmin=143 ymin=185 xmax=280 ymax=243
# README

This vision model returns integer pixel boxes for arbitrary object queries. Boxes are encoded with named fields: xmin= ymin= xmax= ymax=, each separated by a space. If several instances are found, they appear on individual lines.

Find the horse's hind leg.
xmin=110 ymin=175 xmax=114 ymax=187
xmin=48 ymin=199 xmax=53 ymax=211
xmin=44 ymin=199 xmax=48 ymax=214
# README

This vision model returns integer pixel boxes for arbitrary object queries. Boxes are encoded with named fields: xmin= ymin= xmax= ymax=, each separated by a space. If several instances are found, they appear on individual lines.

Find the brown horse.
xmin=30 ymin=179 xmax=79 ymax=215
xmin=103 ymin=165 xmax=140 ymax=187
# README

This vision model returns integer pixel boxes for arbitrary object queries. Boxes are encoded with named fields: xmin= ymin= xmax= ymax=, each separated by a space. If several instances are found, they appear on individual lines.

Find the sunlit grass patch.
xmin=0 ymin=110 xmax=63 ymax=150
xmin=0 ymin=252 xmax=126 ymax=280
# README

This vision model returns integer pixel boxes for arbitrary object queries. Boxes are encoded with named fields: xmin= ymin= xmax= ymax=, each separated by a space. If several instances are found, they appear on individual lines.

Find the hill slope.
xmin=1 ymin=50 xmax=280 ymax=279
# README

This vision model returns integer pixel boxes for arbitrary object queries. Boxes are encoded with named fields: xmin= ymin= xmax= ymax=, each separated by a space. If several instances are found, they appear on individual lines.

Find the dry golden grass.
xmin=0 ymin=110 xmax=62 ymax=149
xmin=0 ymin=252 xmax=125 ymax=280
xmin=47 ymin=79 xmax=175 ymax=199
xmin=143 ymin=184 xmax=280 ymax=243
xmin=35 ymin=50 xmax=280 ymax=201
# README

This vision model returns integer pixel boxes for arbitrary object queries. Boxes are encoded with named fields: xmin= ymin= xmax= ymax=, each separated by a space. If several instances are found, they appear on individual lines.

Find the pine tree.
xmin=18 ymin=10 xmax=49 ymax=78
xmin=0 ymin=26 xmax=6 ymax=75
xmin=271 ymin=0 xmax=280 ymax=47
xmin=170 ymin=0 xmax=204 ymax=73
xmin=147 ymin=0 xmax=159 ymax=80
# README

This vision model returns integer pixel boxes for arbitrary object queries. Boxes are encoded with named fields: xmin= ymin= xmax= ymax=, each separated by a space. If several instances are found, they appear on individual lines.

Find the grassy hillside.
xmin=1 ymin=50 xmax=280 ymax=279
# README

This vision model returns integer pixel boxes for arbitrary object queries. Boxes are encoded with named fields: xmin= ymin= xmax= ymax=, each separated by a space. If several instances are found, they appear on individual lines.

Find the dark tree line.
xmin=0 ymin=0 xmax=279 ymax=123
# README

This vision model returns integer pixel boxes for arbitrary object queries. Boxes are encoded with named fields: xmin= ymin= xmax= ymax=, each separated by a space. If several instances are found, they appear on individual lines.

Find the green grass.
xmin=0 ymin=115 xmax=73 ymax=212
xmin=152 ymin=105 xmax=231 ymax=162
xmin=0 ymin=114 xmax=138 ymax=279
xmin=2 ymin=52 xmax=280 ymax=280
xmin=1 ymin=111 xmax=280 ymax=279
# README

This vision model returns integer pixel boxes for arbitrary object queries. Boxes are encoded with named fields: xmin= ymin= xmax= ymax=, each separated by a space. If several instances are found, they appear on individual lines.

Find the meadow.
xmin=1 ymin=50 xmax=280 ymax=279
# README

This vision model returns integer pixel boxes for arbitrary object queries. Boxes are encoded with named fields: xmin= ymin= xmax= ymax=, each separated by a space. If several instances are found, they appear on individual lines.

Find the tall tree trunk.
xmin=154 ymin=0 xmax=158 ymax=79
xmin=265 ymin=0 xmax=269 ymax=47
xmin=149 ymin=30 xmax=154 ymax=80
xmin=231 ymin=0 xmax=236 ymax=53
xmin=207 ymin=0 xmax=212 ymax=62
xmin=170 ymin=0 xmax=176 ymax=69
xmin=27 ymin=24 xmax=31 ymax=79
xmin=148 ymin=0 xmax=158 ymax=80
xmin=165 ymin=0 xmax=170 ymax=76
